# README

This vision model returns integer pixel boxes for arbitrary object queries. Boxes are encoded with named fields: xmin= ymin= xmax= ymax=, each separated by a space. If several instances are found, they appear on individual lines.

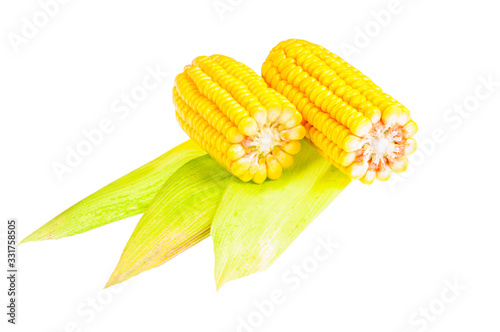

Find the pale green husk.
xmin=21 ymin=140 xmax=206 ymax=243
xmin=105 ymin=155 xmax=231 ymax=287
xmin=211 ymin=141 xmax=351 ymax=289
xmin=22 ymin=139 xmax=351 ymax=290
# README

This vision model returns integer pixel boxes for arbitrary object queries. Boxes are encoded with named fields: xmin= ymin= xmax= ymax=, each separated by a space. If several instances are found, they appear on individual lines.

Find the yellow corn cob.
xmin=262 ymin=39 xmax=418 ymax=184
xmin=173 ymin=55 xmax=306 ymax=183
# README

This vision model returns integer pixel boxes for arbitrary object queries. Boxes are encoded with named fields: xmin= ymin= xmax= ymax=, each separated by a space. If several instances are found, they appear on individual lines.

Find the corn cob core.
xmin=262 ymin=39 xmax=418 ymax=184
xmin=173 ymin=55 xmax=306 ymax=183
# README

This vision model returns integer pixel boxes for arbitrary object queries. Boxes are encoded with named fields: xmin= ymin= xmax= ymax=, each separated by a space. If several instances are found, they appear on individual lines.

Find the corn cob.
xmin=262 ymin=39 xmax=418 ymax=184
xmin=173 ymin=55 xmax=306 ymax=183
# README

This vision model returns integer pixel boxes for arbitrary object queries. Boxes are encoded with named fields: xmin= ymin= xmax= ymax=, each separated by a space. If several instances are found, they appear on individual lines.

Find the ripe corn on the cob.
xmin=262 ymin=39 xmax=418 ymax=184
xmin=173 ymin=55 xmax=306 ymax=183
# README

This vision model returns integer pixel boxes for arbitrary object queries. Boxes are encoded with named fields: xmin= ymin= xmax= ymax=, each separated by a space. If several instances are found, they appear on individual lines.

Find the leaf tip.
xmin=215 ymin=278 xmax=226 ymax=292
xmin=104 ymin=278 xmax=116 ymax=289
xmin=104 ymin=272 xmax=124 ymax=289
xmin=19 ymin=233 xmax=37 ymax=245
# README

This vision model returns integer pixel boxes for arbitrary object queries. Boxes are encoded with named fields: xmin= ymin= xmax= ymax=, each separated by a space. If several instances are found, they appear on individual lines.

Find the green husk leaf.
xmin=105 ymin=155 xmax=231 ymax=288
xmin=211 ymin=141 xmax=351 ymax=289
xmin=21 ymin=140 xmax=206 ymax=243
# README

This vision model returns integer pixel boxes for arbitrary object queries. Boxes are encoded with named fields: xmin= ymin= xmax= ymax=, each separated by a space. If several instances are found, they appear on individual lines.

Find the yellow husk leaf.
xmin=105 ymin=155 xmax=231 ymax=288
xmin=21 ymin=140 xmax=205 ymax=243
xmin=211 ymin=141 xmax=351 ymax=290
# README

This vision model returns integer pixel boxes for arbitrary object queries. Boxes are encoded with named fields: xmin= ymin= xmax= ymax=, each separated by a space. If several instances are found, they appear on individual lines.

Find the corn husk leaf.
xmin=211 ymin=141 xmax=351 ymax=289
xmin=105 ymin=155 xmax=231 ymax=287
xmin=21 ymin=140 xmax=206 ymax=243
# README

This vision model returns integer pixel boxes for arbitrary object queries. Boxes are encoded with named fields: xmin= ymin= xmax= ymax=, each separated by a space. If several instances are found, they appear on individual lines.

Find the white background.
xmin=1 ymin=0 xmax=500 ymax=331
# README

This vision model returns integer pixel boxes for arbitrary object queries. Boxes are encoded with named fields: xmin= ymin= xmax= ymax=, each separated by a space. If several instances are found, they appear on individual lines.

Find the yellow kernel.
xmin=238 ymin=117 xmax=258 ymax=136
xmin=227 ymin=144 xmax=245 ymax=161
xmin=382 ymin=105 xmax=402 ymax=126
xmin=389 ymin=156 xmax=409 ymax=173
xmin=405 ymin=138 xmax=417 ymax=155
xmin=403 ymin=120 xmax=418 ymax=137
xmin=360 ymin=170 xmax=376 ymax=185
xmin=346 ymin=161 xmax=368 ymax=179
xmin=284 ymin=112 xmax=303 ymax=129
xmin=282 ymin=140 xmax=301 ymax=155
xmin=266 ymin=155 xmax=282 ymax=180
xmin=376 ymin=167 xmax=392 ymax=181
xmin=281 ymin=126 xmax=306 ymax=140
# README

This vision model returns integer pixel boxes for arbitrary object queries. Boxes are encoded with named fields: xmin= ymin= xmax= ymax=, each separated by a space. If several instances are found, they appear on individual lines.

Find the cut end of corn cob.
xmin=262 ymin=39 xmax=418 ymax=184
xmin=173 ymin=55 xmax=305 ymax=183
